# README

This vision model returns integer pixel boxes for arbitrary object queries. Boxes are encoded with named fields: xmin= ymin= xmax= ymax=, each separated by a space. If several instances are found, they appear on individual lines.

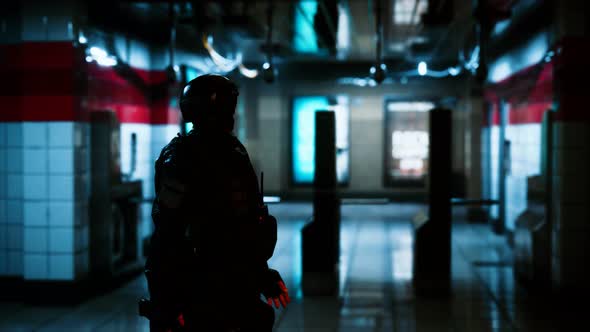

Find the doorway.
xmin=383 ymin=100 xmax=434 ymax=188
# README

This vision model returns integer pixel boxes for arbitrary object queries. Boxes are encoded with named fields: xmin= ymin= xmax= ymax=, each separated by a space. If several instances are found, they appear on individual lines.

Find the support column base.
xmin=302 ymin=271 xmax=339 ymax=296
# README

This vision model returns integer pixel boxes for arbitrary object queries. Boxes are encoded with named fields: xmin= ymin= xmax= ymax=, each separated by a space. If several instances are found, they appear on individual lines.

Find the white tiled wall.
xmin=488 ymin=126 xmax=500 ymax=219
xmin=0 ymin=121 xmax=90 ymax=281
xmin=1 ymin=119 xmax=179 ymax=281
xmin=505 ymin=124 xmax=542 ymax=231
xmin=0 ymin=122 xmax=24 ymax=277
xmin=483 ymin=123 xmax=543 ymax=230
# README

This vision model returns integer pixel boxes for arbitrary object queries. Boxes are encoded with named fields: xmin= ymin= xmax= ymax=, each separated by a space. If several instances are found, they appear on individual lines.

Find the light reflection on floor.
xmin=0 ymin=203 xmax=585 ymax=331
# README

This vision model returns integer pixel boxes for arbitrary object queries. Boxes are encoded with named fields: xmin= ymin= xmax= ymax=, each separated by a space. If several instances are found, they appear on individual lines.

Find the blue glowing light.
xmin=490 ymin=60 xmax=511 ymax=83
xmin=448 ymin=67 xmax=460 ymax=76
xmin=418 ymin=62 xmax=427 ymax=76
xmin=185 ymin=66 xmax=200 ymax=82
xmin=87 ymin=46 xmax=117 ymax=67
xmin=292 ymin=96 xmax=350 ymax=184
xmin=292 ymin=96 xmax=330 ymax=183
xmin=294 ymin=1 xmax=319 ymax=53
xmin=89 ymin=46 xmax=107 ymax=58
xmin=488 ymin=31 xmax=549 ymax=83
xmin=185 ymin=122 xmax=193 ymax=133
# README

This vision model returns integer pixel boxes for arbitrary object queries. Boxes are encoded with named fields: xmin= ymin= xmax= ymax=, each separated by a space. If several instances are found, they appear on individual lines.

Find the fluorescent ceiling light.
xmin=263 ymin=196 xmax=281 ymax=203
xmin=388 ymin=101 xmax=434 ymax=112
xmin=239 ymin=63 xmax=258 ymax=78
xmin=394 ymin=0 xmax=428 ymax=24
xmin=418 ymin=62 xmax=428 ymax=76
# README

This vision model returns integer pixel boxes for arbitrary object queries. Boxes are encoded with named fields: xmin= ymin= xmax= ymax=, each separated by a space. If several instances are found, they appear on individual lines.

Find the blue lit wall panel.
xmin=185 ymin=67 xmax=200 ymax=82
xmin=294 ymin=1 xmax=319 ymax=53
xmin=292 ymin=96 xmax=349 ymax=184
xmin=292 ymin=96 xmax=329 ymax=183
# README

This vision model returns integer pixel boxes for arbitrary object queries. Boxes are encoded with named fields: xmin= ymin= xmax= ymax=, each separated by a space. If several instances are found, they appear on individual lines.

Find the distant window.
xmin=394 ymin=0 xmax=428 ymax=25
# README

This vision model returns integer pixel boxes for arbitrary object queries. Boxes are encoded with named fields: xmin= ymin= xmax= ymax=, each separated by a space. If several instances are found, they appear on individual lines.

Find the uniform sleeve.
xmin=153 ymin=137 xmax=190 ymax=226
xmin=147 ymin=137 xmax=194 ymax=303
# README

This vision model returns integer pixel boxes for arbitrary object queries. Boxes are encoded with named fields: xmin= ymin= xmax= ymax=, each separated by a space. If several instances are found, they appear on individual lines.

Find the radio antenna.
xmin=260 ymin=172 xmax=264 ymax=205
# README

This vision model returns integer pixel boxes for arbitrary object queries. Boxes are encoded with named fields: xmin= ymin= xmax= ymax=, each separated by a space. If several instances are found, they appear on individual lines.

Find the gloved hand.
xmin=261 ymin=269 xmax=290 ymax=309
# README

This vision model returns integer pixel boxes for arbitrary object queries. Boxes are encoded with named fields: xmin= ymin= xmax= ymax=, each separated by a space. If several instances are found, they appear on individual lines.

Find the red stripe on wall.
xmin=0 ymin=97 xmax=22 ymax=121
xmin=151 ymin=99 xmax=181 ymax=125
xmin=509 ymin=102 xmax=549 ymax=124
xmin=22 ymin=95 xmax=80 ymax=121
xmin=88 ymin=101 xmax=151 ymax=124
xmin=0 ymin=42 xmax=86 ymax=122
xmin=0 ymin=42 xmax=180 ymax=124
xmin=0 ymin=42 xmax=79 ymax=70
xmin=484 ymin=55 xmax=553 ymax=127
xmin=491 ymin=106 xmax=500 ymax=126
xmin=87 ymin=63 xmax=180 ymax=125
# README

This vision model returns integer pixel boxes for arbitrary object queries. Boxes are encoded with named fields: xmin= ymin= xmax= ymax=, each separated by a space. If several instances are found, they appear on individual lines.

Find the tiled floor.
xmin=0 ymin=203 xmax=585 ymax=331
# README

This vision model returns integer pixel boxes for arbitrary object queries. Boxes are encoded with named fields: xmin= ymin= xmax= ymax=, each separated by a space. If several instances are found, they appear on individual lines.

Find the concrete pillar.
xmin=0 ymin=0 xmax=91 ymax=297
xmin=257 ymin=85 xmax=284 ymax=195
xmin=463 ymin=94 xmax=487 ymax=220
xmin=451 ymin=105 xmax=466 ymax=197
xmin=413 ymin=108 xmax=452 ymax=296
xmin=550 ymin=0 xmax=590 ymax=294
xmin=302 ymin=111 xmax=340 ymax=296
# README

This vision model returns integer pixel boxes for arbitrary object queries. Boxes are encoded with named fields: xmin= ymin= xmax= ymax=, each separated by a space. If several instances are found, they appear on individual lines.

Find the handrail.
xmin=450 ymin=198 xmax=499 ymax=206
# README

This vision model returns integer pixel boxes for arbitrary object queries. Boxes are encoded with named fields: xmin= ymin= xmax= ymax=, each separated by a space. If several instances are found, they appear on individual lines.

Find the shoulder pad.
xmin=157 ymin=135 xmax=187 ymax=176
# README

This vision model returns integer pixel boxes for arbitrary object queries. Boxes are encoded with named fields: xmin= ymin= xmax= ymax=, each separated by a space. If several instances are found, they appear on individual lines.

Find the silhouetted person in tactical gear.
xmin=143 ymin=74 xmax=289 ymax=332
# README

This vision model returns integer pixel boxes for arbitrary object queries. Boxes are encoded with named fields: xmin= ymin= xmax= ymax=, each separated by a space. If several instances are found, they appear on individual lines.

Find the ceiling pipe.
xmin=370 ymin=0 xmax=386 ymax=84
xmin=167 ymin=0 xmax=178 ymax=82
xmin=473 ymin=0 xmax=513 ymax=82
xmin=262 ymin=0 xmax=276 ymax=83
xmin=376 ymin=0 xmax=382 ymax=62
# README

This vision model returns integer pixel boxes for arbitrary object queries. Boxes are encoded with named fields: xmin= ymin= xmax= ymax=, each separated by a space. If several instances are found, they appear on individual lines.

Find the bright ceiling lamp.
xmin=202 ymin=35 xmax=259 ymax=79
xmin=202 ymin=35 xmax=241 ymax=72
xmin=418 ymin=61 xmax=428 ymax=76
xmin=238 ymin=63 xmax=259 ymax=78
xmin=448 ymin=66 xmax=461 ymax=76
xmin=87 ymin=46 xmax=118 ymax=67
